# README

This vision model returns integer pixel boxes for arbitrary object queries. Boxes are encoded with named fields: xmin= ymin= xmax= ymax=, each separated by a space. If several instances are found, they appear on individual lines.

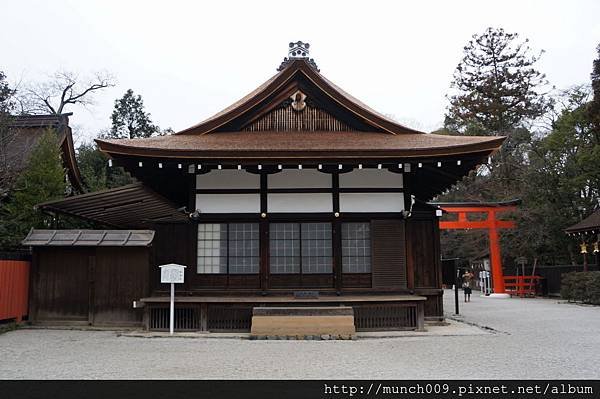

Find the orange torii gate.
xmin=431 ymin=200 xmax=520 ymax=295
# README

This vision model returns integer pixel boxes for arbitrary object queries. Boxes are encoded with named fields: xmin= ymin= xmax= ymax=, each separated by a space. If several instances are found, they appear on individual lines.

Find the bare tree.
xmin=18 ymin=70 xmax=115 ymax=115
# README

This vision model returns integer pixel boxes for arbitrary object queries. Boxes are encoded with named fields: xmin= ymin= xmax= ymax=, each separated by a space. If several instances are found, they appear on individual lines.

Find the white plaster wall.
xmin=196 ymin=170 xmax=259 ymax=189
xmin=339 ymin=193 xmax=405 ymax=213
xmin=268 ymin=169 xmax=331 ymax=189
xmin=196 ymin=194 xmax=260 ymax=213
xmin=339 ymin=169 xmax=403 ymax=188
xmin=268 ymin=193 xmax=333 ymax=213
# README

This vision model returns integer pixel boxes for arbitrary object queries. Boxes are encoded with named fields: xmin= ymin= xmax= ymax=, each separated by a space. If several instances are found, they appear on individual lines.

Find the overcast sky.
xmin=3 ymin=0 xmax=600 ymax=143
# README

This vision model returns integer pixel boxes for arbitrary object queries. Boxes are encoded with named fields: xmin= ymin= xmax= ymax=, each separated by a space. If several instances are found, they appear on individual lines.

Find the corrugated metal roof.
xmin=22 ymin=229 xmax=155 ymax=247
xmin=36 ymin=183 xmax=188 ymax=228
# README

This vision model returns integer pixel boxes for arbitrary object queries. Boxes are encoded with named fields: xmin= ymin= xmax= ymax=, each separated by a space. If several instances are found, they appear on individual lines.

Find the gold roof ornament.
xmin=291 ymin=90 xmax=307 ymax=112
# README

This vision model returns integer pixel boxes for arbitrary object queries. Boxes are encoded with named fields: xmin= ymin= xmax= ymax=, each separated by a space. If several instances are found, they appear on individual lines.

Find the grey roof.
xmin=9 ymin=113 xmax=72 ymax=129
xmin=565 ymin=209 xmax=600 ymax=234
xmin=22 ymin=229 xmax=155 ymax=247
xmin=3 ymin=113 xmax=84 ymax=193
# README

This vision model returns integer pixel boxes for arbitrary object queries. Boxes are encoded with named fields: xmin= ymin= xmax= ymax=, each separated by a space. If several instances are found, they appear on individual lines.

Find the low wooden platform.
xmin=139 ymin=294 xmax=426 ymax=304
xmin=139 ymin=294 xmax=426 ymax=333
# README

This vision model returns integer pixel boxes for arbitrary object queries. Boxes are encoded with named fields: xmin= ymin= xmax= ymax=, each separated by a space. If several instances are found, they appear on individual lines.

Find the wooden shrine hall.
xmin=25 ymin=42 xmax=505 ymax=334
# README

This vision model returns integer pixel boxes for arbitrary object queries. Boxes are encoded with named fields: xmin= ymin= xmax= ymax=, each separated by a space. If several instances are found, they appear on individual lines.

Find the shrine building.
xmin=24 ymin=42 xmax=505 ymax=333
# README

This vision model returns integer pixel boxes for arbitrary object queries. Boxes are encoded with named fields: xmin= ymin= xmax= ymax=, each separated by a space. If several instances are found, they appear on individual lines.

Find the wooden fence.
xmin=503 ymin=275 xmax=542 ymax=297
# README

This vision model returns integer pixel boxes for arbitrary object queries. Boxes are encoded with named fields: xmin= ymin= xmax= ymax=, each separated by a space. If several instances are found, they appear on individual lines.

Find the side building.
xmin=3 ymin=113 xmax=83 ymax=196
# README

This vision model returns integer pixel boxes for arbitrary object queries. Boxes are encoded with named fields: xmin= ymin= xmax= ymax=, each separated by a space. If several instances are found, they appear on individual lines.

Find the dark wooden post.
xmin=200 ymin=303 xmax=208 ymax=331
xmin=29 ymin=250 xmax=39 ymax=323
xmin=416 ymin=302 xmax=425 ymax=331
xmin=333 ymin=219 xmax=342 ymax=294
xmin=88 ymin=253 xmax=96 ymax=326
xmin=332 ymin=172 xmax=342 ymax=294
xmin=260 ymin=173 xmax=269 ymax=293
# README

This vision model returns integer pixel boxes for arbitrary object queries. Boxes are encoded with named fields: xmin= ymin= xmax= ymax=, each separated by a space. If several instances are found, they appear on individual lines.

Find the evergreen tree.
xmin=0 ymin=71 xmax=14 ymax=114
xmin=589 ymin=43 xmax=600 ymax=142
xmin=109 ymin=89 xmax=159 ymax=139
xmin=440 ymin=28 xmax=552 ymax=267
xmin=445 ymin=27 xmax=552 ymax=191
xmin=515 ymin=85 xmax=599 ymax=265
xmin=77 ymin=142 xmax=134 ymax=191
xmin=0 ymin=130 xmax=66 ymax=250
xmin=447 ymin=27 xmax=551 ymax=135
xmin=0 ymin=71 xmax=16 ymax=197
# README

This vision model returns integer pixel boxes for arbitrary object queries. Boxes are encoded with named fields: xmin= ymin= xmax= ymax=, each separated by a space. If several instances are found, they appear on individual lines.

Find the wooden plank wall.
xmin=152 ymin=223 xmax=193 ymax=292
xmin=406 ymin=214 xmax=443 ymax=319
xmin=31 ymin=247 xmax=149 ymax=325
xmin=371 ymin=220 xmax=407 ymax=289
xmin=409 ymin=220 xmax=439 ymax=288
xmin=93 ymin=248 xmax=149 ymax=325
xmin=32 ymin=248 xmax=91 ymax=321
xmin=244 ymin=105 xmax=354 ymax=132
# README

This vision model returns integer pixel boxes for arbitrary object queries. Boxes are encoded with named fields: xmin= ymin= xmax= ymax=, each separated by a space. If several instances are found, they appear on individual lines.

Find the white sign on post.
xmin=160 ymin=264 xmax=185 ymax=284
xmin=159 ymin=263 xmax=186 ymax=335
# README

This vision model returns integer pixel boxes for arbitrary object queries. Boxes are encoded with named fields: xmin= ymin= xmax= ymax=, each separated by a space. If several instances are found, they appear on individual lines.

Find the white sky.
xmin=3 ymin=0 xmax=600 ymax=143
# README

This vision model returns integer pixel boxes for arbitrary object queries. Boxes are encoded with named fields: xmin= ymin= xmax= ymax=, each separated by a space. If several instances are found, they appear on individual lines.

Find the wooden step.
xmin=250 ymin=306 xmax=356 ymax=338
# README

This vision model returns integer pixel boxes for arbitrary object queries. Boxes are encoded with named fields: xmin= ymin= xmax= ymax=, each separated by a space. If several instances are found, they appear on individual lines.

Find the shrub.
xmin=587 ymin=272 xmax=600 ymax=305
xmin=560 ymin=272 xmax=574 ymax=300
xmin=561 ymin=271 xmax=600 ymax=305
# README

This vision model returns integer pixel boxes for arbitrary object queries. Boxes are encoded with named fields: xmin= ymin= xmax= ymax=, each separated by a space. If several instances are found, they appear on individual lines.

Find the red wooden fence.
xmin=503 ymin=275 xmax=542 ymax=298
xmin=0 ymin=260 xmax=30 ymax=322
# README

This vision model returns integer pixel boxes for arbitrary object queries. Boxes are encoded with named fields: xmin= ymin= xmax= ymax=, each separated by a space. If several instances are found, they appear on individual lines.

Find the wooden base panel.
xmin=251 ymin=307 xmax=356 ymax=336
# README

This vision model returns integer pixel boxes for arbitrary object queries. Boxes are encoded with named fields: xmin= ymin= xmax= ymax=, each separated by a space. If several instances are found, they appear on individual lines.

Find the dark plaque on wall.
xmin=293 ymin=291 xmax=319 ymax=299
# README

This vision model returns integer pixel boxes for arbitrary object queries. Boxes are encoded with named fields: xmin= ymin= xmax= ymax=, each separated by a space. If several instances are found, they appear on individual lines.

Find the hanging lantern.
xmin=580 ymin=242 xmax=588 ymax=254
xmin=593 ymin=241 xmax=599 ymax=254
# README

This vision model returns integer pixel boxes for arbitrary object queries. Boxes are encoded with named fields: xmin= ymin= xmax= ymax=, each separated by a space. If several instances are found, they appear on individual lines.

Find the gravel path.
xmin=1 ymin=291 xmax=598 ymax=379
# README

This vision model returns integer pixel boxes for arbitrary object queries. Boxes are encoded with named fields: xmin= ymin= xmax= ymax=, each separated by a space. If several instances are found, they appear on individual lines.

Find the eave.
xmin=96 ymin=133 xmax=506 ymax=161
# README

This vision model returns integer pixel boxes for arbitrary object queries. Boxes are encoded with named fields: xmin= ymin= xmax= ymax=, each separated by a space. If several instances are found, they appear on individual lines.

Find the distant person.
xmin=462 ymin=270 xmax=475 ymax=302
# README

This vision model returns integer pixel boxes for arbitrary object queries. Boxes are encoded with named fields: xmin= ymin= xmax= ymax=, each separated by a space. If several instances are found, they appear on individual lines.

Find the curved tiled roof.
xmin=175 ymin=59 xmax=422 ymax=136
xmin=97 ymin=130 xmax=504 ymax=159
xmin=97 ymin=58 xmax=505 ymax=160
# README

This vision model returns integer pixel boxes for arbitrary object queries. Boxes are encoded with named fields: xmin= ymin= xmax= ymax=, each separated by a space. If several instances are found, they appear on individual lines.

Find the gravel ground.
xmin=0 ymin=291 xmax=598 ymax=379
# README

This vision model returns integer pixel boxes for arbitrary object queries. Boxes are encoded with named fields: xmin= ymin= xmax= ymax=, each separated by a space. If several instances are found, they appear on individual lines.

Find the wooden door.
xmin=33 ymin=247 xmax=92 ymax=321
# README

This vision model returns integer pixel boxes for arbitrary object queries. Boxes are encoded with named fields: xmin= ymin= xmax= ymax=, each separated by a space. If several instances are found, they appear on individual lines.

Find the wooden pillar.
xmin=260 ymin=220 xmax=269 ymax=292
xmin=332 ymin=173 xmax=342 ymax=293
xmin=416 ymin=302 xmax=425 ymax=331
xmin=333 ymin=219 xmax=342 ymax=294
xmin=87 ymin=253 xmax=96 ymax=326
xmin=200 ymin=303 xmax=208 ymax=331
xmin=402 ymin=167 xmax=414 ymax=290
xmin=260 ymin=172 xmax=269 ymax=292
xmin=29 ymin=251 xmax=39 ymax=324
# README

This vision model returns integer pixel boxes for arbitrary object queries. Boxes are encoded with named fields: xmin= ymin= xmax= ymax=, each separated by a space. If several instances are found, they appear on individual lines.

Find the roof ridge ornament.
xmin=277 ymin=41 xmax=320 ymax=72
